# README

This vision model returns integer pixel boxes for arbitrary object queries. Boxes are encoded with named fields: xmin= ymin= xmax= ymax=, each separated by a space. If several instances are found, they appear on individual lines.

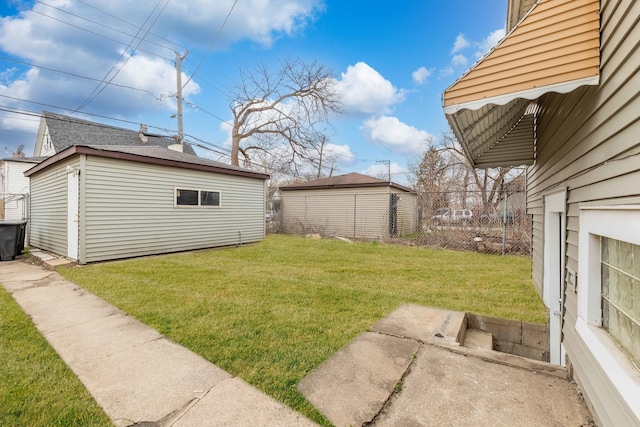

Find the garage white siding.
xmin=29 ymin=159 xmax=80 ymax=256
xmin=81 ymin=156 xmax=265 ymax=263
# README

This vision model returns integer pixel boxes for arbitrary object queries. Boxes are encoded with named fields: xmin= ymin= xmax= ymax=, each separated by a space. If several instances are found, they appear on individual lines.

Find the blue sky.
xmin=0 ymin=0 xmax=507 ymax=183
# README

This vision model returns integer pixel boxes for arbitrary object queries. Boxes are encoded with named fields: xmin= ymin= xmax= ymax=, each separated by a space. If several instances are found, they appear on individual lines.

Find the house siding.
xmin=1 ymin=160 xmax=34 ymax=221
xmin=281 ymin=187 xmax=417 ymax=239
xmin=81 ymin=156 xmax=265 ymax=264
xmin=526 ymin=0 xmax=640 ymax=424
xmin=29 ymin=159 xmax=80 ymax=256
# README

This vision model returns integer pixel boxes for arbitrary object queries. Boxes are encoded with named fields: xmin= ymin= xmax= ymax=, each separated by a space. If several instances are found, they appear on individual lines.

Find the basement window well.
xmin=175 ymin=188 xmax=220 ymax=207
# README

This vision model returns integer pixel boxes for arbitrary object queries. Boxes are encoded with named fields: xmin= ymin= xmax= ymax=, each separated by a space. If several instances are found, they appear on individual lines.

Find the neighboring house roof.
xmin=0 ymin=156 xmax=46 ymax=164
xmin=35 ymin=111 xmax=197 ymax=156
xmin=279 ymin=172 xmax=414 ymax=193
xmin=24 ymin=145 xmax=270 ymax=180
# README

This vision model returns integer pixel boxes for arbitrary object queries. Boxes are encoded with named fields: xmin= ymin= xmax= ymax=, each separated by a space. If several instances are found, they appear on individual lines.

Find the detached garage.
xmin=279 ymin=173 xmax=417 ymax=240
xmin=25 ymin=145 xmax=269 ymax=264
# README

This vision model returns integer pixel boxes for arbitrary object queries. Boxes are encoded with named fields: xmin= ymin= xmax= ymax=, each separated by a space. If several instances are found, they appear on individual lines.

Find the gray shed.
xmin=24 ymin=145 xmax=269 ymax=264
xmin=279 ymin=173 xmax=417 ymax=239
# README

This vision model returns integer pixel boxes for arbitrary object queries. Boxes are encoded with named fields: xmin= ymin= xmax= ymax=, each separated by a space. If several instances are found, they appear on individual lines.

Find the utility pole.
xmin=377 ymin=160 xmax=391 ymax=183
xmin=175 ymin=51 xmax=188 ymax=146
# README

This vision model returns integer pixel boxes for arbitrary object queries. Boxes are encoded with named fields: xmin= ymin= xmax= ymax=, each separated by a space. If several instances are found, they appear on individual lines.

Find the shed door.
xmin=67 ymin=171 xmax=79 ymax=260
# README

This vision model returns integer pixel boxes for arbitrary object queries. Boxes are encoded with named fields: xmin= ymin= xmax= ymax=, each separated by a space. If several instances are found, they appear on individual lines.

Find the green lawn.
xmin=55 ymin=234 xmax=546 ymax=425
xmin=0 ymin=288 xmax=111 ymax=426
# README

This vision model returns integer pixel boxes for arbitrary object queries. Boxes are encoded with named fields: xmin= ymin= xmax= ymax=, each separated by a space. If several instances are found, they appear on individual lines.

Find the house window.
xmin=577 ymin=206 xmax=640 ymax=415
xmin=601 ymin=238 xmax=640 ymax=368
xmin=175 ymin=188 xmax=220 ymax=207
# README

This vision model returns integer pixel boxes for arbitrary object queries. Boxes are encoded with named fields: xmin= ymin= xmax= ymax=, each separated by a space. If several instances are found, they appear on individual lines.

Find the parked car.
xmin=431 ymin=208 xmax=473 ymax=225
xmin=265 ymin=210 xmax=275 ymax=222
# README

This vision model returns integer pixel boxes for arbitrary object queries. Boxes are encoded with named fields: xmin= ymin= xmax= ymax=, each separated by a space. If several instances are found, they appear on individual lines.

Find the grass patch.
xmin=0 ymin=287 xmax=111 ymax=426
xmin=59 ymin=234 xmax=546 ymax=425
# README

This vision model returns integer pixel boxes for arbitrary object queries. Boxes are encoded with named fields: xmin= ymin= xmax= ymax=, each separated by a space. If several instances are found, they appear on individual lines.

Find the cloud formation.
xmin=451 ymin=34 xmax=470 ymax=54
xmin=0 ymin=0 xmax=323 ymax=146
xmin=361 ymin=161 xmax=405 ymax=181
xmin=451 ymin=55 xmax=468 ymax=68
xmin=360 ymin=115 xmax=433 ymax=155
xmin=475 ymin=28 xmax=506 ymax=58
xmin=334 ymin=62 xmax=405 ymax=115
xmin=412 ymin=67 xmax=431 ymax=85
xmin=443 ymin=28 xmax=505 ymax=75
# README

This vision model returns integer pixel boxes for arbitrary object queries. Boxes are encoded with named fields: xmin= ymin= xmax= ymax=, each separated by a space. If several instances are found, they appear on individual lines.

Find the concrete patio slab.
xmin=374 ymin=343 xmax=593 ymax=427
xmin=297 ymin=331 xmax=420 ymax=427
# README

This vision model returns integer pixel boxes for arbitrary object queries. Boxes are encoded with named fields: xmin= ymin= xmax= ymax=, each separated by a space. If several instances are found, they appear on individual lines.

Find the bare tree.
xmin=437 ymin=131 xmax=523 ymax=213
xmin=229 ymin=59 xmax=342 ymax=168
xmin=412 ymin=132 xmax=524 ymax=214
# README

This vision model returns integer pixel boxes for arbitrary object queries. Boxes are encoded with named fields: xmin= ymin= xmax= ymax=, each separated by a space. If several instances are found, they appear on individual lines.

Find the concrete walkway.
xmin=0 ymin=260 xmax=316 ymax=426
xmin=2 ymin=258 xmax=594 ymax=427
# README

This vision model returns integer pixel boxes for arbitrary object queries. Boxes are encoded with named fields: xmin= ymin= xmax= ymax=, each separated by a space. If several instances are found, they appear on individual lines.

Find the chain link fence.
xmin=269 ymin=190 xmax=531 ymax=256
xmin=1 ymin=193 xmax=29 ymax=222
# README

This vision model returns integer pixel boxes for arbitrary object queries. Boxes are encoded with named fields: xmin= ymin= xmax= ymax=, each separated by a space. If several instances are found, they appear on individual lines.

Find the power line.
xmin=182 ymin=0 xmax=239 ymax=90
xmin=68 ymin=0 xmax=187 ymax=53
xmin=31 ymin=0 xmax=179 ymax=58
xmin=8 ymin=1 xmax=241 ymax=117
xmin=0 ymin=55 xmax=162 ymax=100
xmin=22 ymin=6 xmax=173 ymax=62
xmin=73 ymin=0 xmax=171 ymax=112
xmin=0 ymin=105 xmax=237 ymax=159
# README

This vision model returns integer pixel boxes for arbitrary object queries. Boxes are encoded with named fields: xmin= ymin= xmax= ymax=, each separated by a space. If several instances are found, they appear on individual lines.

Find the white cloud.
xmin=451 ymin=54 xmax=468 ymax=68
xmin=412 ymin=67 xmax=431 ymax=85
xmin=476 ymin=28 xmax=506 ymax=58
xmin=361 ymin=162 xmax=405 ymax=182
xmin=334 ymin=62 xmax=405 ymax=115
xmin=360 ymin=115 xmax=433 ymax=155
xmin=324 ymin=143 xmax=356 ymax=164
xmin=451 ymin=34 xmax=470 ymax=54
xmin=0 ymin=0 xmax=322 ymax=137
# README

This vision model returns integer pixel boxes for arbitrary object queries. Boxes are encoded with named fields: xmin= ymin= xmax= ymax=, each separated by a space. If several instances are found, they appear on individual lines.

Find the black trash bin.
xmin=0 ymin=221 xmax=27 ymax=261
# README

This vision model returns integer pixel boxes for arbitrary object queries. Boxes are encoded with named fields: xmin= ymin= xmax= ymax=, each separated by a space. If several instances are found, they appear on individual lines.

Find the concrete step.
xmin=463 ymin=328 xmax=494 ymax=350
xmin=370 ymin=304 xmax=467 ymax=345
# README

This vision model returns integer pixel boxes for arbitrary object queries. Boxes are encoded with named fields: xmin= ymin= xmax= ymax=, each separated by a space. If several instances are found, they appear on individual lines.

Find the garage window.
xmin=175 ymin=188 xmax=220 ymax=207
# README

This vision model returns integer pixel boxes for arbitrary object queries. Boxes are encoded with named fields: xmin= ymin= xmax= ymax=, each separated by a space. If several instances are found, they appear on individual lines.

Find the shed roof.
xmin=40 ymin=111 xmax=198 ymax=156
xmin=279 ymin=172 xmax=413 ymax=193
xmin=24 ymin=145 xmax=269 ymax=180
xmin=443 ymin=0 xmax=600 ymax=168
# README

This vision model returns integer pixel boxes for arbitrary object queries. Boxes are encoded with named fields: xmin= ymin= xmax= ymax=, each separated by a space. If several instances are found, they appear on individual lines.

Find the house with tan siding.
xmin=24 ymin=145 xmax=268 ymax=264
xmin=279 ymin=173 xmax=417 ymax=240
xmin=443 ymin=0 xmax=639 ymax=425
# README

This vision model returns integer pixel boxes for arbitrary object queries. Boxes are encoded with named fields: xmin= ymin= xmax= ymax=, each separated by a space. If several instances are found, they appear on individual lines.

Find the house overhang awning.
xmin=443 ymin=0 xmax=600 ymax=168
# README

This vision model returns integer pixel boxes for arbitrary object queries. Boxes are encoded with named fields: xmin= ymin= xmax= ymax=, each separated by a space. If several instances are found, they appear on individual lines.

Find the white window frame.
xmin=577 ymin=206 xmax=640 ymax=419
xmin=174 ymin=187 xmax=221 ymax=208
